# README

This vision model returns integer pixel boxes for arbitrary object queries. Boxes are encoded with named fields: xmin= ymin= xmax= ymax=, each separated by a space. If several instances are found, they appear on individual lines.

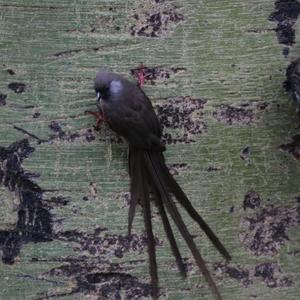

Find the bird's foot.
xmin=85 ymin=110 xmax=105 ymax=130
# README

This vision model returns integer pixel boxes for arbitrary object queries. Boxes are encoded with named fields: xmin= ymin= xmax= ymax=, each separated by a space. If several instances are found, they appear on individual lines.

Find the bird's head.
xmin=94 ymin=70 xmax=124 ymax=103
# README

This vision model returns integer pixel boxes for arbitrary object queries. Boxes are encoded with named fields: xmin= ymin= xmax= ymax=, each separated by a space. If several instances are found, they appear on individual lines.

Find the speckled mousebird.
xmin=88 ymin=69 xmax=231 ymax=300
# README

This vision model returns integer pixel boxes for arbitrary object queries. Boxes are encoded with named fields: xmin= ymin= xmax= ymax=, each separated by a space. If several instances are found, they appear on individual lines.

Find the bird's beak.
xmin=96 ymin=92 xmax=101 ymax=102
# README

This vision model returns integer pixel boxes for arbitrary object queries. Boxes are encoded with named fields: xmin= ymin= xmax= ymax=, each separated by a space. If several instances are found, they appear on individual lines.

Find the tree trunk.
xmin=0 ymin=0 xmax=299 ymax=299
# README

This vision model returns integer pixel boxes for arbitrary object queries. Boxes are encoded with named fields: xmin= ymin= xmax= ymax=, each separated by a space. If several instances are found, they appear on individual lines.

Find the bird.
xmin=87 ymin=69 xmax=231 ymax=300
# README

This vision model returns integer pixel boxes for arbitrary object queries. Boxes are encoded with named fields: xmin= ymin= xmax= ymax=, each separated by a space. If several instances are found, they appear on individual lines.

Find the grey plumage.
xmin=93 ymin=70 xmax=231 ymax=300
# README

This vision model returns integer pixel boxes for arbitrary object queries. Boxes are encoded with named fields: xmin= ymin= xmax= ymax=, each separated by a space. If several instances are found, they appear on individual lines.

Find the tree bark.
xmin=0 ymin=0 xmax=299 ymax=299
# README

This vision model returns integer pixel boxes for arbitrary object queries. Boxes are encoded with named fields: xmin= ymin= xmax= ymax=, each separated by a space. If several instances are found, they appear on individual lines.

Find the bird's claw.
xmin=85 ymin=110 xmax=104 ymax=130
xmin=137 ymin=63 xmax=145 ymax=88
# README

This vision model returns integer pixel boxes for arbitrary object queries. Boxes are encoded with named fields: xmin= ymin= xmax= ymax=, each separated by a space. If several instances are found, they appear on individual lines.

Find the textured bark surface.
xmin=0 ymin=0 xmax=299 ymax=299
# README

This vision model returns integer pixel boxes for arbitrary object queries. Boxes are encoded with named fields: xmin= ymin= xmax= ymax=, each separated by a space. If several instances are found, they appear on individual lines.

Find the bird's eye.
xmin=96 ymin=87 xmax=110 ymax=101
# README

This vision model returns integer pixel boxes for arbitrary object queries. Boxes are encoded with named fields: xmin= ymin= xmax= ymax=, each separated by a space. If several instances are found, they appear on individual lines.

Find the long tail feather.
xmin=157 ymin=153 xmax=231 ymax=261
xmin=152 ymin=187 xmax=186 ymax=277
xmin=136 ymin=151 xmax=159 ymax=298
xmin=128 ymin=150 xmax=139 ymax=235
xmin=131 ymin=148 xmax=186 ymax=278
xmin=144 ymin=152 xmax=223 ymax=300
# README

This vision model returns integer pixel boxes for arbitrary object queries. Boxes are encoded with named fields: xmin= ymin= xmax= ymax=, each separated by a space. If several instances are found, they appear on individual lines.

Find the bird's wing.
xmin=104 ymin=88 xmax=163 ymax=150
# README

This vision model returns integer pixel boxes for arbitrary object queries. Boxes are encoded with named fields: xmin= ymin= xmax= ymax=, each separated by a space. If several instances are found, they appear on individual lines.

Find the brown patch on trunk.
xmin=243 ymin=191 xmax=261 ymax=210
xmin=130 ymin=65 xmax=186 ymax=85
xmin=130 ymin=1 xmax=184 ymax=37
xmin=280 ymin=135 xmax=300 ymax=159
xmin=156 ymin=96 xmax=207 ymax=144
xmin=239 ymin=203 xmax=299 ymax=256
xmin=213 ymin=102 xmax=269 ymax=125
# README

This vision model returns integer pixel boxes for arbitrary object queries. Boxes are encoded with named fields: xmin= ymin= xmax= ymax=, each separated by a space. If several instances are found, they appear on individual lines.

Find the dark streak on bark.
xmin=8 ymin=82 xmax=26 ymax=94
xmin=43 ymin=196 xmax=70 ymax=209
xmin=269 ymin=0 xmax=300 ymax=56
xmin=0 ymin=93 xmax=7 ymax=106
xmin=246 ymin=28 xmax=275 ymax=34
xmin=52 ymin=43 xmax=126 ymax=58
xmin=53 ymin=47 xmax=103 ymax=58
xmin=284 ymin=58 xmax=300 ymax=109
xmin=0 ymin=139 xmax=52 ymax=264
xmin=14 ymin=126 xmax=48 ymax=144
xmin=207 ymin=166 xmax=221 ymax=172
xmin=6 ymin=69 xmax=15 ymax=75
xmin=13 ymin=122 xmax=96 ymax=145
